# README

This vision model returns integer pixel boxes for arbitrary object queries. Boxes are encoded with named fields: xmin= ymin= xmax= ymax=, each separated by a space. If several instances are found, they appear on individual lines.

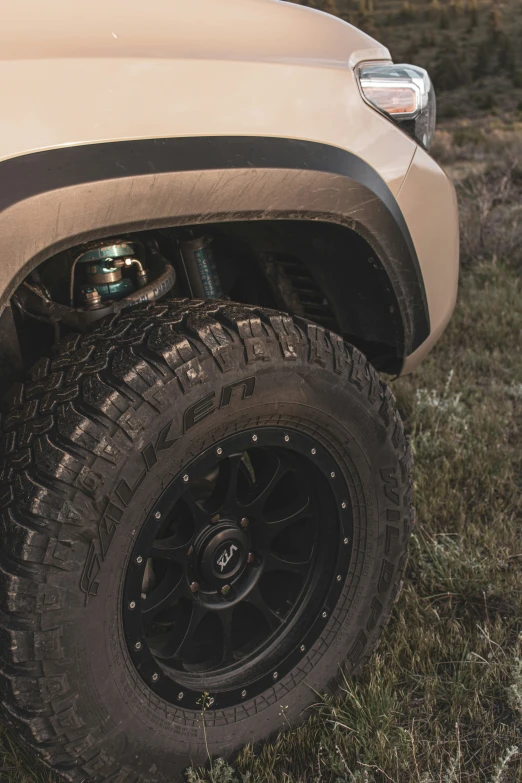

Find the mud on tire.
xmin=0 ymin=299 xmax=413 ymax=782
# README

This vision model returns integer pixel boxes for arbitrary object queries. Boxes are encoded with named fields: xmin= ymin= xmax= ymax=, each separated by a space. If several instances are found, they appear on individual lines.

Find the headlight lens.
xmin=356 ymin=62 xmax=436 ymax=150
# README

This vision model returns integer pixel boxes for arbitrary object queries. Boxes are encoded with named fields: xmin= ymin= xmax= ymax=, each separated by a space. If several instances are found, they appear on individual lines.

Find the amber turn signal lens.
xmin=359 ymin=85 xmax=419 ymax=116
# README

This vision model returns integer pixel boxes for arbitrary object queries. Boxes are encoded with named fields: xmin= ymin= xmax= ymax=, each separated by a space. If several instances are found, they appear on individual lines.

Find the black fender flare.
xmin=0 ymin=136 xmax=429 ymax=355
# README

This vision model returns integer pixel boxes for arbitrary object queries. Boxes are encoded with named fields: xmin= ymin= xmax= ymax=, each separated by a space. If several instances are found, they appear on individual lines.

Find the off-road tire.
xmin=0 ymin=299 xmax=413 ymax=782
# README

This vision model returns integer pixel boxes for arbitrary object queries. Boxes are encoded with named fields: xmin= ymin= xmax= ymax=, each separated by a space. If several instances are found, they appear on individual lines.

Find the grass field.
xmin=183 ymin=126 xmax=522 ymax=782
xmin=2 ymin=4 xmax=521 ymax=783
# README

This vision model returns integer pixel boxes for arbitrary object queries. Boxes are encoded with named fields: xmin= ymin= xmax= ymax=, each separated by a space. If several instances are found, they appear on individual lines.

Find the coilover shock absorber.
xmin=178 ymin=233 xmax=223 ymax=299
xmin=75 ymin=241 xmax=148 ymax=309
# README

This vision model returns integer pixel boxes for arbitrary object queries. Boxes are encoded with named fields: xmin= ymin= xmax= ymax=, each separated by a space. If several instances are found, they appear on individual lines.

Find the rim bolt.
xmin=136 ymin=556 xmax=143 ymax=565
xmin=129 ymin=601 xmax=136 ymax=610
xmin=240 ymin=517 xmax=249 ymax=528
xmin=135 ymin=641 xmax=142 ymax=651
xmin=330 ymin=471 xmax=336 ymax=478
xmin=183 ymin=474 xmax=189 ymax=483
xmin=341 ymin=501 xmax=347 ymax=509
xmin=241 ymin=689 xmax=247 ymax=698
xmin=216 ymin=447 xmax=223 ymax=455
xmin=221 ymin=584 xmax=232 ymax=596
xmin=190 ymin=581 xmax=200 ymax=593
xmin=300 ymin=644 xmax=306 ymax=652
xmin=337 ymin=574 xmax=342 ymax=582
xmin=152 ymin=673 xmax=159 ymax=682
xmin=177 ymin=692 xmax=184 ymax=701
xmin=311 ymin=448 xmax=316 ymax=455
xmin=247 ymin=551 xmax=255 ymax=564
xmin=284 ymin=434 xmax=290 ymax=442
xmin=154 ymin=511 xmax=162 ymax=519
xmin=252 ymin=434 xmax=258 ymax=442
xmin=343 ymin=537 xmax=349 ymax=545
xmin=273 ymin=671 xmax=278 ymax=680
xmin=322 ymin=611 xmax=328 ymax=619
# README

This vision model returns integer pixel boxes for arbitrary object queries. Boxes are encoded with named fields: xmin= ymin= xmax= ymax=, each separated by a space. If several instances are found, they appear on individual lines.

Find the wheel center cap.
xmin=214 ymin=541 xmax=242 ymax=575
xmin=197 ymin=523 xmax=247 ymax=586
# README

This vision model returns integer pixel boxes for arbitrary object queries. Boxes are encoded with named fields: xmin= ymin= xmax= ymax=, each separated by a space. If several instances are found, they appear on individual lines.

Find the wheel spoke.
xmin=244 ymin=455 xmax=293 ymax=513
xmin=210 ymin=452 xmax=244 ymax=513
xmin=181 ymin=490 xmax=211 ymax=530
xmin=262 ymin=495 xmax=313 ymax=540
xmin=153 ymin=602 xmax=207 ymax=662
xmin=217 ymin=607 xmax=235 ymax=665
xmin=264 ymin=551 xmax=311 ymax=578
xmin=244 ymin=586 xmax=284 ymax=632
xmin=150 ymin=537 xmax=191 ymax=564
xmin=141 ymin=570 xmax=183 ymax=621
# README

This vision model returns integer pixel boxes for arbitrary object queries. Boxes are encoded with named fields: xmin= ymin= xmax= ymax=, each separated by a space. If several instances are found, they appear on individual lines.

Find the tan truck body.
xmin=0 ymin=0 xmax=458 ymax=373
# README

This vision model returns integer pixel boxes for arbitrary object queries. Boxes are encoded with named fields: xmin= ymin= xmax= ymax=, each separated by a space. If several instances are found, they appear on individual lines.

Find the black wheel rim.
xmin=123 ymin=427 xmax=353 ymax=710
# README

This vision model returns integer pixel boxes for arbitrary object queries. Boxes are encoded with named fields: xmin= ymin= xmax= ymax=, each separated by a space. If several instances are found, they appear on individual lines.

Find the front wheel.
xmin=0 ymin=300 xmax=412 ymax=782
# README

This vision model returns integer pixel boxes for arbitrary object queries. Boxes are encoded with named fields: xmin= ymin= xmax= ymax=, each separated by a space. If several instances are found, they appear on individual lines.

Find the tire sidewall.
xmin=69 ymin=359 xmax=406 ymax=770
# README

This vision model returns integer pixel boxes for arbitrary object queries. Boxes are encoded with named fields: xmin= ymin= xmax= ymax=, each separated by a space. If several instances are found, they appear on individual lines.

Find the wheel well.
xmin=209 ymin=220 xmax=401 ymax=370
xmin=0 ymin=219 xmax=402 ymax=397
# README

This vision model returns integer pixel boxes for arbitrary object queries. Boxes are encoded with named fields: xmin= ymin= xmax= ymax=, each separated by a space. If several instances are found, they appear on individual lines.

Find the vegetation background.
xmin=2 ymin=1 xmax=521 ymax=781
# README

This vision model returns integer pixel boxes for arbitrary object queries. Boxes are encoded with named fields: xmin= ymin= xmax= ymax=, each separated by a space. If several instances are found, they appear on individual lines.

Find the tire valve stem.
xmin=247 ymin=552 xmax=255 ymax=564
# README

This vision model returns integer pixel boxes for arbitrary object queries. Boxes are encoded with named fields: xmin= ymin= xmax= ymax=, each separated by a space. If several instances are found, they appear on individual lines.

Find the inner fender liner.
xmin=0 ymin=137 xmax=429 ymax=355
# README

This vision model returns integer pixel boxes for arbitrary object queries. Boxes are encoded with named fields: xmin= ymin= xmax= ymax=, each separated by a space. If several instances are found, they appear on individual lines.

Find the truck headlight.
xmin=356 ymin=63 xmax=436 ymax=151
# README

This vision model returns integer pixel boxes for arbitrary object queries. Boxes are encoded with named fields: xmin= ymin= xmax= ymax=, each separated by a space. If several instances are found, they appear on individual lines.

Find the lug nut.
xmin=337 ymin=574 xmax=342 ymax=582
xmin=284 ymin=434 xmax=290 ymax=442
xmin=252 ymin=434 xmax=258 ymax=442
xmin=177 ymin=692 xmax=184 ymax=701
xmin=183 ymin=474 xmax=189 ymax=483
xmin=136 ymin=556 xmax=143 ymax=565
xmin=152 ymin=673 xmax=159 ymax=682
xmin=341 ymin=502 xmax=347 ymax=509
xmin=155 ymin=511 xmax=162 ymax=519
xmin=221 ymin=584 xmax=232 ymax=597
xmin=300 ymin=644 xmax=306 ymax=652
xmin=241 ymin=689 xmax=247 ymax=698
xmin=135 ymin=641 xmax=142 ymax=651
xmin=272 ymin=671 xmax=278 ymax=680
xmin=330 ymin=471 xmax=336 ymax=478
xmin=216 ymin=447 xmax=223 ymax=455
xmin=129 ymin=601 xmax=136 ymax=610
xmin=240 ymin=517 xmax=249 ymax=528
xmin=247 ymin=552 xmax=255 ymax=564
xmin=311 ymin=448 xmax=316 ymax=455
xmin=343 ymin=537 xmax=349 ymax=545
xmin=190 ymin=581 xmax=199 ymax=593
xmin=322 ymin=611 xmax=328 ymax=619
